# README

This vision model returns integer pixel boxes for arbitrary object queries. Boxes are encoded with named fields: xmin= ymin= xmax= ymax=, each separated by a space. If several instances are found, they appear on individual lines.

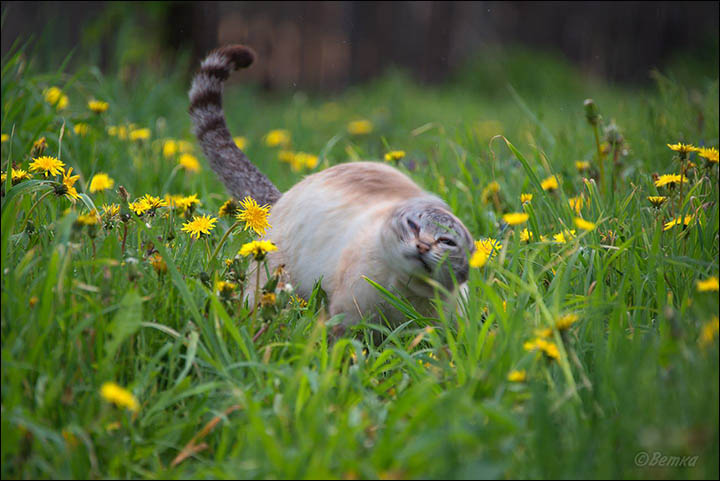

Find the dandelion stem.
xmin=592 ymin=124 xmax=604 ymax=192
xmin=210 ymin=220 xmax=242 ymax=268
xmin=21 ymin=188 xmax=54 ymax=232
xmin=252 ymin=260 xmax=262 ymax=332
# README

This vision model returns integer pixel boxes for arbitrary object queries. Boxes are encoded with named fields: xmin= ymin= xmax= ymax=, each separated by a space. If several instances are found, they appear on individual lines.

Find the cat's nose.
xmin=416 ymin=241 xmax=431 ymax=254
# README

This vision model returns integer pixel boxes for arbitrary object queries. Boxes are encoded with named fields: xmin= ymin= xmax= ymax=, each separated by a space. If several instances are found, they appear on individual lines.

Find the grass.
xmin=1 ymin=39 xmax=719 ymax=479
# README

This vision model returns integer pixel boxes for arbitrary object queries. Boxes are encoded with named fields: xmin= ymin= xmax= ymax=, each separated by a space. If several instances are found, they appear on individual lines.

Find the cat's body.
xmin=190 ymin=45 xmax=474 ymax=331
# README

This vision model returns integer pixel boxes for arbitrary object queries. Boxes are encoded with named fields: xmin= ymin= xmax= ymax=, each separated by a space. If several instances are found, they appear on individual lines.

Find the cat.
xmin=189 ymin=45 xmax=475 ymax=334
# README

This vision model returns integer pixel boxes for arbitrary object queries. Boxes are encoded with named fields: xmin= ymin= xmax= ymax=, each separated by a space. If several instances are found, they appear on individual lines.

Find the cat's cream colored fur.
xmin=189 ymin=45 xmax=474 ymax=333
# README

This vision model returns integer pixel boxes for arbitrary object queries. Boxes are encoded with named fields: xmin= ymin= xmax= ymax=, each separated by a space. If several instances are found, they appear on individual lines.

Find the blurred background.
xmin=2 ymin=1 xmax=718 ymax=91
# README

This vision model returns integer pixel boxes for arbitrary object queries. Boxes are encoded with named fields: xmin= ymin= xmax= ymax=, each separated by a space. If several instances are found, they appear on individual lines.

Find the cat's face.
xmin=386 ymin=199 xmax=474 ymax=289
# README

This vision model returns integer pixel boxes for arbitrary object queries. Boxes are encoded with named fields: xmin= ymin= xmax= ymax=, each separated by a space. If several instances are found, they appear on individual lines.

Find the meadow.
xmin=1 ymin=41 xmax=719 ymax=479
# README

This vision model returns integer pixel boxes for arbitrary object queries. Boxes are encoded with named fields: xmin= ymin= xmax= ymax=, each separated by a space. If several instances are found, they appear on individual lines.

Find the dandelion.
xmin=129 ymin=128 xmax=151 ymax=141
xmin=575 ymin=160 xmax=591 ymax=172
xmin=521 ymin=193 xmax=533 ymax=203
xmin=179 ymin=153 xmax=200 ymax=172
xmin=148 ymin=253 xmax=167 ymax=274
xmin=663 ymin=215 xmax=693 ymax=231
xmin=697 ymin=146 xmax=718 ymax=164
xmin=1 ymin=168 xmax=32 ymax=185
xmin=519 ymin=228 xmax=534 ymax=243
xmin=77 ymin=211 xmax=99 ymax=226
xmin=102 ymin=203 xmax=120 ymax=218
xmin=108 ymin=125 xmax=131 ymax=140
xmin=654 ymin=174 xmax=687 ymax=188
xmin=699 ymin=317 xmax=719 ymax=348
xmin=541 ymin=175 xmax=559 ymax=192
xmin=502 ymin=212 xmax=529 ymax=226
xmin=239 ymin=240 xmax=278 ymax=260
xmin=89 ymin=173 xmax=115 ymax=193
xmin=260 ymin=292 xmax=277 ymax=306
xmin=163 ymin=139 xmax=178 ymax=157
xmin=666 ymin=142 xmax=698 ymax=155
xmin=1 ymin=133 xmax=8 ymax=143
xmin=553 ymin=229 xmax=576 ymax=243
xmin=278 ymin=150 xmax=295 ymax=163
xmin=44 ymin=87 xmax=68 ymax=110
xmin=296 ymin=152 xmax=319 ymax=170
xmin=181 ymin=214 xmax=217 ymax=240
xmin=88 ymin=100 xmax=109 ymax=113
xmin=129 ymin=198 xmax=151 ymax=216
xmin=574 ymin=217 xmax=596 ymax=231
xmin=60 ymin=167 xmax=81 ymax=201
xmin=73 ymin=123 xmax=90 ymax=136
xmin=30 ymin=137 xmax=48 ymax=157
xmin=265 ymin=129 xmax=291 ymax=147
xmin=556 ymin=313 xmax=579 ymax=330
xmin=216 ymin=280 xmax=237 ymax=296
xmin=481 ymin=181 xmax=500 ymax=204
xmin=523 ymin=338 xmax=559 ymax=360
xmin=384 ymin=150 xmax=406 ymax=162
xmin=534 ymin=328 xmax=553 ymax=338
xmin=141 ymin=194 xmax=167 ymax=210
xmin=237 ymin=196 xmax=271 ymax=236
xmin=174 ymin=194 xmax=201 ymax=214
xmin=347 ymin=119 xmax=374 ymax=135
xmin=234 ymin=136 xmax=248 ymax=149
xmin=100 ymin=382 xmax=139 ymax=412
xmin=218 ymin=198 xmax=239 ymax=217
xmin=507 ymin=370 xmax=527 ymax=382
xmin=177 ymin=140 xmax=194 ymax=153
xmin=476 ymin=238 xmax=502 ymax=259
xmin=696 ymin=276 xmax=719 ymax=292
xmin=647 ymin=196 xmax=667 ymax=207
xmin=568 ymin=196 xmax=584 ymax=214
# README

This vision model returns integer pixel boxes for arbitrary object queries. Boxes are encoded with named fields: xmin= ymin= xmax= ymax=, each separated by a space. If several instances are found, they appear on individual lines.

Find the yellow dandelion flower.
xmin=476 ymin=238 xmax=502 ymax=258
xmin=697 ymin=146 xmax=718 ymax=164
xmin=519 ymin=228 xmax=534 ymax=243
xmin=1 ymin=133 xmax=9 ymax=143
xmin=696 ymin=276 xmax=719 ymax=292
xmin=574 ymin=217 xmax=596 ymax=231
xmin=43 ymin=86 xmax=67 ymax=109
xmin=1 ymin=168 xmax=32 ymax=185
xmin=141 ymin=194 xmax=167 ymax=210
xmin=553 ymin=229 xmax=576 ymax=243
xmin=534 ymin=328 xmax=553 ymax=338
xmin=29 ymin=155 xmax=65 ymax=177
xmin=507 ymin=370 xmax=527 ymax=382
xmin=181 ymin=214 xmax=217 ymax=240
xmin=239 ymin=240 xmax=278 ymax=260
xmin=89 ymin=173 xmax=115 ymax=193
xmin=175 ymin=194 xmax=201 ymax=213
xmin=148 ymin=252 xmax=167 ymax=274
xmin=102 ymin=203 xmax=120 ymax=218
xmin=575 ymin=160 xmax=591 ymax=172
xmin=61 ymin=167 xmax=81 ymax=201
xmin=88 ymin=100 xmax=109 ymax=113
xmin=297 ymin=152 xmax=319 ymax=169
xmin=177 ymin=140 xmax=193 ymax=153
xmin=541 ymin=175 xmax=559 ymax=192
xmin=265 ymin=129 xmax=291 ymax=147
xmin=260 ymin=292 xmax=277 ymax=306
xmin=663 ymin=215 xmax=693 ymax=231
xmin=234 ymin=136 xmax=248 ymax=149
xmin=100 ymin=382 xmax=139 ymax=412
xmin=568 ymin=196 xmax=584 ymax=214
xmin=469 ymin=249 xmax=488 ymax=268
xmin=666 ymin=142 xmax=698 ymax=154
xmin=216 ymin=280 xmax=237 ymax=293
xmin=73 ymin=123 xmax=90 ymax=136
xmin=129 ymin=198 xmax=151 ymax=216
xmin=218 ymin=198 xmax=239 ymax=217
xmin=384 ymin=150 xmax=406 ymax=162
xmin=556 ymin=313 xmax=579 ymax=330
xmin=524 ymin=338 xmax=560 ymax=359
xmin=654 ymin=174 xmax=688 ymax=188
xmin=129 ymin=128 xmax=151 ymax=141
xmin=503 ymin=212 xmax=529 ymax=226
xmin=179 ymin=153 xmax=200 ymax=172
xmin=647 ymin=196 xmax=667 ymax=207
xmin=521 ymin=193 xmax=533 ymax=203
xmin=699 ymin=317 xmax=719 ymax=348
xmin=77 ymin=211 xmax=99 ymax=226
xmin=347 ymin=119 xmax=374 ymax=135
xmin=163 ymin=139 xmax=178 ymax=158
xmin=107 ymin=125 xmax=129 ymax=139
xmin=237 ymin=196 xmax=271 ymax=236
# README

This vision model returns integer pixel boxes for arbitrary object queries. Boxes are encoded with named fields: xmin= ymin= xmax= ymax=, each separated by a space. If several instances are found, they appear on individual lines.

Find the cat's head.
xmin=384 ymin=198 xmax=474 ymax=290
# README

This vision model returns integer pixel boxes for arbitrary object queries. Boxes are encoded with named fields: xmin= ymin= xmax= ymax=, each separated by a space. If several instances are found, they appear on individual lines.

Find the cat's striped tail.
xmin=189 ymin=45 xmax=281 ymax=205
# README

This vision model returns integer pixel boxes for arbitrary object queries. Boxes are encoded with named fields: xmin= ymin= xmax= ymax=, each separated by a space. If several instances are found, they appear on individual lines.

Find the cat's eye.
xmin=407 ymin=218 xmax=420 ymax=233
xmin=438 ymin=237 xmax=457 ymax=247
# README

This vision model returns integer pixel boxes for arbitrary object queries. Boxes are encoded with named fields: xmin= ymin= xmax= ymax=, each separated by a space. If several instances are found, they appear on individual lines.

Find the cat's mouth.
xmin=406 ymin=253 xmax=433 ymax=274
